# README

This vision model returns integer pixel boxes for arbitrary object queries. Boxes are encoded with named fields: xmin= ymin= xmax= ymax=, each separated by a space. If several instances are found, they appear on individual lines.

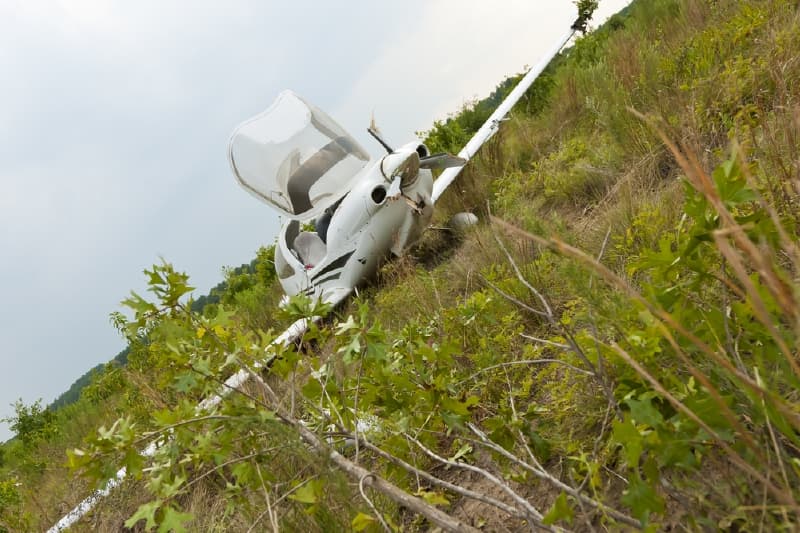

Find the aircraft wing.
xmin=431 ymin=25 xmax=577 ymax=204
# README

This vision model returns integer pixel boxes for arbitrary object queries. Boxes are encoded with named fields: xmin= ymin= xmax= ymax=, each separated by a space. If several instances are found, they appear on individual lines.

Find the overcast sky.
xmin=0 ymin=0 xmax=629 ymax=441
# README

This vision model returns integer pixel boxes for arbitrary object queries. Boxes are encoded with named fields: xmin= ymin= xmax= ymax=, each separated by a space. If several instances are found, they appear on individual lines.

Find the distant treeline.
xmin=47 ymin=347 xmax=129 ymax=410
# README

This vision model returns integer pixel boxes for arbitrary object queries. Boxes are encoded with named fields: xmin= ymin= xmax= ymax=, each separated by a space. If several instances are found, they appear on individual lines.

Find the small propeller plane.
xmin=227 ymin=90 xmax=467 ymax=308
xmin=226 ymin=11 xmax=581 ymax=310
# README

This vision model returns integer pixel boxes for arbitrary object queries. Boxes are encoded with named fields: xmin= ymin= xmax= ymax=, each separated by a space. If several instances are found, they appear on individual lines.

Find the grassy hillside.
xmin=4 ymin=0 xmax=800 ymax=530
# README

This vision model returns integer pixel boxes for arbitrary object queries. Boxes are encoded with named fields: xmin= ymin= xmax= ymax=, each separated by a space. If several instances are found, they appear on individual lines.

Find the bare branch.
xmin=467 ymin=423 xmax=641 ymax=528
xmin=519 ymin=334 xmax=570 ymax=349
xmin=291 ymin=420 xmax=481 ymax=532
xmin=480 ymin=275 xmax=548 ymax=317
xmin=486 ymin=212 xmax=617 ymax=408
xmin=246 ymin=506 xmax=275 ymax=533
xmin=405 ymin=434 xmax=552 ymax=529
xmin=357 ymin=437 xmax=526 ymax=519
xmin=490 ymin=221 xmax=553 ymax=318
xmin=359 ymin=474 xmax=392 ymax=533
xmin=255 ymin=464 xmax=279 ymax=533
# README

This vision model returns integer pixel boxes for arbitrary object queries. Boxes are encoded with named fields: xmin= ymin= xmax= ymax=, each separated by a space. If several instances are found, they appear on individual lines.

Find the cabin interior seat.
xmin=293 ymin=231 xmax=327 ymax=267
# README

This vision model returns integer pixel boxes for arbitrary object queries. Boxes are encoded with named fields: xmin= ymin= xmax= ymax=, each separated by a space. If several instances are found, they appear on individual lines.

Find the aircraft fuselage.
xmin=274 ymin=143 xmax=434 ymax=304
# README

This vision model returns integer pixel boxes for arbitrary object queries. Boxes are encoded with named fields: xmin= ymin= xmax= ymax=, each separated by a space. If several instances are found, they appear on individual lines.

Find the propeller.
xmin=368 ymin=114 xmax=393 ymax=154
xmin=370 ymin=113 xmax=465 ymax=194
xmin=381 ymin=150 xmax=420 ymax=187
xmin=369 ymin=113 xmax=464 ymax=170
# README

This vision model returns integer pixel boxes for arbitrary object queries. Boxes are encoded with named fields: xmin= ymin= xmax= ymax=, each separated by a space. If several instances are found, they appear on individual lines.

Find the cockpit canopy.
xmin=228 ymin=90 xmax=372 ymax=220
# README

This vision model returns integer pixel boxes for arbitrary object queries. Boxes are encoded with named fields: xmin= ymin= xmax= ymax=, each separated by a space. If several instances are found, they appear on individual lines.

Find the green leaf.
xmin=66 ymin=448 xmax=90 ymax=470
xmin=339 ymin=336 xmax=362 ymax=363
xmin=336 ymin=315 xmax=359 ymax=334
xmin=621 ymin=474 xmax=664 ymax=524
xmin=416 ymin=490 xmax=450 ymax=506
xmin=657 ymin=427 xmax=697 ymax=469
xmin=122 ymin=448 xmax=146 ymax=477
xmin=522 ymin=426 xmax=552 ymax=462
xmin=441 ymin=410 xmax=465 ymax=430
xmin=232 ymin=462 xmax=255 ymax=485
xmin=487 ymin=420 xmax=515 ymax=451
xmin=440 ymin=395 xmax=472 ymax=416
xmin=448 ymin=443 xmax=473 ymax=462
xmin=626 ymin=397 xmax=663 ymax=428
xmin=160 ymin=475 xmax=186 ymax=498
xmin=611 ymin=415 xmax=643 ymax=467
xmin=147 ymin=269 xmax=166 ymax=287
xmin=220 ymin=351 xmax=239 ymax=370
xmin=123 ymin=291 xmax=158 ymax=315
xmin=288 ymin=480 xmax=322 ymax=504
xmin=157 ymin=506 xmax=194 ymax=533
xmin=543 ymin=492 xmax=574 ymax=525
xmin=352 ymin=512 xmax=376 ymax=531
xmin=173 ymin=372 xmax=198 ymax=394
xmin=258 ymin=409 xmax=278 ymax=423
xmin=125 ymin=500 xmax=161 ymax=530
xmin=684 ymin=393 xmax=734 ymax=442
xmin=152 ymin=408 xmax=181 ymax=427
xmin=302 ymin=378 xmax=323 ymax=401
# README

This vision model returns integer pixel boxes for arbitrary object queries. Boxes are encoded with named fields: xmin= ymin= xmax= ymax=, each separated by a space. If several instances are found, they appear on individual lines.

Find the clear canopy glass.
xmin=228 ymin=90 xmax=371 ymax=220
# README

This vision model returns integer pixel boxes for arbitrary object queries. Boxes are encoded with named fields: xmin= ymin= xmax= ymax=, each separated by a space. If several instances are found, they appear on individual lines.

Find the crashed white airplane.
xmin=228 ymin=90 xmax=466 ymax=308
xmin=50 ymin=9 xmax=593 ymax=531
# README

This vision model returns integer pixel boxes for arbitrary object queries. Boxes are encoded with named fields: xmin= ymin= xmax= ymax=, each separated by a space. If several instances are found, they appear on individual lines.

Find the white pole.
xmin=432 ymin=26 xmax=576 ymax=203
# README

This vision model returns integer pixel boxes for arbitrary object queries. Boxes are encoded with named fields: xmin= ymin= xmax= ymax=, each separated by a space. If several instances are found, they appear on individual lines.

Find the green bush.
xmin=2 ymin=400 xmax=58 ymax=449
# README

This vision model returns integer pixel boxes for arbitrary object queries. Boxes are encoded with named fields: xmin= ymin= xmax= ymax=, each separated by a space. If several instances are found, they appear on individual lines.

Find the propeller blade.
xmin=368 ymin=113 xmax=393 ymax=154
xmin=419 ymin=153 xmax=467 ymax=170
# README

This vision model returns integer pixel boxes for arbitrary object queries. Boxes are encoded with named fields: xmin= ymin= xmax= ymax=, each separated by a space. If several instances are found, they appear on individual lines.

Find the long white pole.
xmin=431 ymin=26 xmax=576 ymax=203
